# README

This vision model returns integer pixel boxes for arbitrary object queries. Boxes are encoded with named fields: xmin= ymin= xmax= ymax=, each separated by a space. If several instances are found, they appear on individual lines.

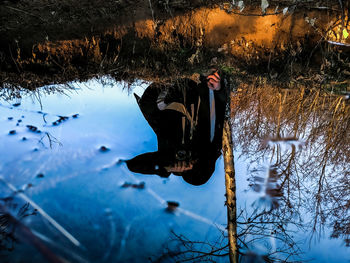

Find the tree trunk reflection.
xmin=223 ymin=120 xmax=238 ymax=263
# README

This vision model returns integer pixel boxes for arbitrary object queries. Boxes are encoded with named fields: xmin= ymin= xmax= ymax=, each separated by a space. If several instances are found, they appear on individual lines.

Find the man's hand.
xmin=207 ymin=71 xmax=221 ymax=91
xmin=165 ymin=161 xmax=193 ymax=173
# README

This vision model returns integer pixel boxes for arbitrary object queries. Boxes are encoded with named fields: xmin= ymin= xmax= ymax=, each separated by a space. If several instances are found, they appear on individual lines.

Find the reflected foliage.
xmin=159 ymin=82 xmax=349 ymax=262
xmin=1 ymin=76 xmax=349 ymax=262
xmin=153 ymin=230 xmax=228 ymax=263
xmin=0 ymin=200 xmax=37 ymax=253
xmin=231 ymin=83 xmax=350 ymax=249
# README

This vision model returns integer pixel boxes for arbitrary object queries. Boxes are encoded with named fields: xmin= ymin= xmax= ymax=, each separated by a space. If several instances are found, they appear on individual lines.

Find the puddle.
xmin=0 ymin=77 xmax=227 ymax=263
xmin=231 ymin=84 xmax=350 ymax=262
xmin=1 ymin=1 xmax=350 ymax=262
xmin=0 ymin=77 xmax=349 ymax=262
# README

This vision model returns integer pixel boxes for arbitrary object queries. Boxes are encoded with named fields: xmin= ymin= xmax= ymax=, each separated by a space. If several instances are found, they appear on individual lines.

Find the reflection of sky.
xmin=1 ymin=78 xmax=348 ymax=263
xmin=0 ymin=78 xmax=227 ymax=263
xmin=235 ymin=143 xmax=350 ymax=263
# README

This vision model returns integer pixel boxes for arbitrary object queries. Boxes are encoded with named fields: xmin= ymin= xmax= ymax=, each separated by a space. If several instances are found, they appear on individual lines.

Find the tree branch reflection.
xmin=159 ymin=83 xmax=349 ymax=262
xmin=231 ymin=83 xmax=350 ymax=248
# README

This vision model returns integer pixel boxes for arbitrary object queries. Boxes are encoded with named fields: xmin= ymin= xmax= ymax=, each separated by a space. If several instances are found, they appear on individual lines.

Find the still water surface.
xmin=0 ymin=78 xmax=349 ymax=262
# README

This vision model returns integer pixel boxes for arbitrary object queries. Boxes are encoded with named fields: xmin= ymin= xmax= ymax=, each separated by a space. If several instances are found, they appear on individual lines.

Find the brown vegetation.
xmin=0 ymin=1 xmax=349 ymax=92
xmin=230 ymin=80 xmax=350 ymax=248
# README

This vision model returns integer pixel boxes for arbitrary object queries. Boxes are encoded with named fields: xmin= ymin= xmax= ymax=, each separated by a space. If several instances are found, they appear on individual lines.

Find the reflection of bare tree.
xmin=328 ymin=169 xmax=350 ymax=247
xmin=155 ymin=204 xmax=304 ymax=262
xmin=153 ymin=230 xmax=229 ymax=263
xmin=1 ymin=201 xmax=20 ymax=252
xmin=0 ymin=200 xmax=37 ymax=252
xmin=223 ymin=120 xmax=239 ymax=263
xmin=0 ymin=199 xmax=69 ymax=263
xmin=236 ymin=205 xmax=304 ymax=262
xmin=149 ymin=83 xmax=350 ymax=262
xmin=230 ymin=82 xmax=350 ymax=247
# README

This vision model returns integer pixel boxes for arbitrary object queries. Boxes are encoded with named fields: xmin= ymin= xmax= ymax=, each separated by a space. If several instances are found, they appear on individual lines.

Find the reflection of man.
xmin=126 ymin=70 xmax=227 ymax=185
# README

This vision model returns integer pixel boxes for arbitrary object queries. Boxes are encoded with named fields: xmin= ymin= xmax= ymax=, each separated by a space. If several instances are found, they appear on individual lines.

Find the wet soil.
xmin=0 ymin=1 xmax=349 ymax=91
xmin=0 ymin=0 xmax=218 ymax=47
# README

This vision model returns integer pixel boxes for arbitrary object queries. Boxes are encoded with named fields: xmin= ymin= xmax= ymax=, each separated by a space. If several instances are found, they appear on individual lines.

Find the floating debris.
xmin=8 ymin=117 xmax=13 ymax=120
xmin=26 ymin=125 xmax=38 ymax=132
xmin=99 ymin=146 xmax=110 ymax=152
xmin=22 ymin=137 xmax=27 ymax=141
xmin=13 ymin=103 xmax=21 ymax=107
xmin=9 ymin=130 xmax=16 ymax=135
xmin=25 ymin=125 xmax=41 ymax=133
xmin=17 ymin=119 xmax=22 ymax=123
xmin=72 ymin=114 xmax=79 ymax=118
xmin=52 ymin=116 xmax=69 ymax=126
xmin=121 ymin=182 xmax=132 ymax=188
xmin=166 ymin=201 xmax=180 ymax=212
xmin=36 ymin=173 xmax=44 ymax=178
xmin=59 ymin=116 xmax=69 ymax=121
xmin=121 ymin=181 xmax=145 ymax=189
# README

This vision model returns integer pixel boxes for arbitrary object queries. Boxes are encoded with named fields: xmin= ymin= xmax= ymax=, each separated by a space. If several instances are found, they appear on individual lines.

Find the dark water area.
xmin=0 ymin=78 xmax=227 ymax=263
xmin=0 ymin=77 xmax=349 ymax=262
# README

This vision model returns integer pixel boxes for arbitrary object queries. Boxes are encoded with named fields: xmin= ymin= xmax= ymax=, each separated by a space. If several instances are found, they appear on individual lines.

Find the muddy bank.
xmin=0 ymin=0 xmax=219 ymax=47
xmin=1 ymin=1 xmax=349 ymax=90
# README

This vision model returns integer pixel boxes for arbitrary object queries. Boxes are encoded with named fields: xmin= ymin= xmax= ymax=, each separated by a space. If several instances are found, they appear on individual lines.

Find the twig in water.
xmin=0 ymin=176 xmax=82 ymax=248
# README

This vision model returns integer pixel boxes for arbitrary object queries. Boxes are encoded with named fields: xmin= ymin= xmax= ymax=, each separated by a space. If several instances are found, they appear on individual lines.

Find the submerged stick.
xmin=0 ymin=176 xmax=82 ymax=248
xmin=223 ymin=119 xmax=238 ymax=263
xmin=0 ymin=204 xmax=67 ymax=263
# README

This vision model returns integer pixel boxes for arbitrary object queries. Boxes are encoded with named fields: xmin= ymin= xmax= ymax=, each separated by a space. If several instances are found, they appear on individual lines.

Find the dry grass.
xmin=230 ymin=80 xmax=350 ymax=246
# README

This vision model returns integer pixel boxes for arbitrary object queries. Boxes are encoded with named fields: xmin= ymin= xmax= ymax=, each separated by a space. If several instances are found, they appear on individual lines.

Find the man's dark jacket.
xmin=126 ymin=77 xmax=227 ymax=185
